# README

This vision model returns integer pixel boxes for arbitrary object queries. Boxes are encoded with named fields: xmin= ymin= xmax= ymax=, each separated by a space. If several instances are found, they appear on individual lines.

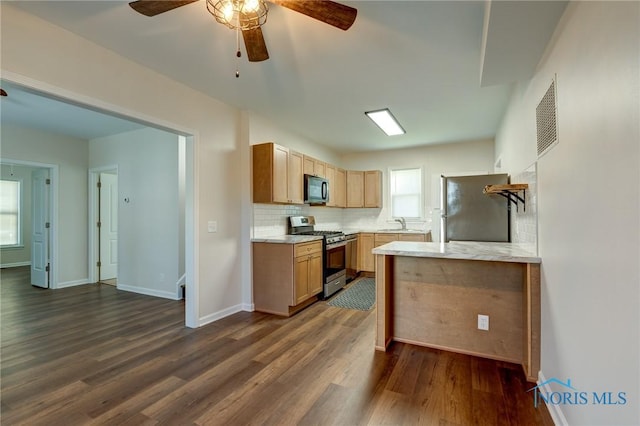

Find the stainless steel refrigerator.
xmin=441 ymin=174 xmax=510 ymax=242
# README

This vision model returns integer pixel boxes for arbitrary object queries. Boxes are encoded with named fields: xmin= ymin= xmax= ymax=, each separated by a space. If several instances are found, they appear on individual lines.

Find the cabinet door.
xmin=358 ymin=233 xmax=375 ymax=272
xmin=314 ymin=161 xmax=326 ymax=178
xmin=308 ymin=252 xmax=323 ymax=295
xmin=346 ymin=171 xmax=364 ymax=208
xmin=288 ymin=150 xmax=304 ymax=204
xmin=364 ymin=170 xmax=382 ymax=208
xmin=272 ymin=144 xmax=290 ymax=203
xmin=303 ymin=156 xmax=315 ymax=176
xmin=294 ymin=255 xmax=310 ymax=305
xmin=325 ymin=164 xmax=336 ymax=207
xmin=335 ymin=168 xmax=346 ymax=208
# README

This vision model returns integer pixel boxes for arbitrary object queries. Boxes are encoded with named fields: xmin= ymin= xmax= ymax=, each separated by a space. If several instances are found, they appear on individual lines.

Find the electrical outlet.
xmin=478 ymin=314 xmax=489 ymax=331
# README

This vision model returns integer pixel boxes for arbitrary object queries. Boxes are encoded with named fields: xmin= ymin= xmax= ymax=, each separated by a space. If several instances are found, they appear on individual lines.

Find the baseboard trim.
xmin=0 ymin=261 xmax=31 ymax=268
xmin=57 ymin=278 xmax=90 ymax=288
xmin=242 ymin=303 xmax=254 ymax=312
xmin=117 ymin=284 xmax=181 ymax=301
xmin=538 ymin=371 xmax=568 ymax=426
xmin=199 ymin=304 xmax=244 ymax=327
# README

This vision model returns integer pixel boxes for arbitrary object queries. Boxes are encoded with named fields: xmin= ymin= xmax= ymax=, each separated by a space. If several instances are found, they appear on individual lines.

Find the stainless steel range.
xmin=288 ymin=216 xmax=346 ymax=298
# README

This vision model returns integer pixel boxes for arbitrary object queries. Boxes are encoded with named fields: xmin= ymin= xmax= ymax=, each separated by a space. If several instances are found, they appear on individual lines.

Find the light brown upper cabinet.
xmin=252 ymin=142 xmax=304 ymax=204
xmin=346 ymin=170 xmax=364 ymax=207
xmin=347 ymin=170 xmax=381 ymax=208
xmin=325 ymin=164 xmax=346 ymax=208
xmin=326 ymin=164 xmax=336 ymax=207
xmin=364 ymin=170 xmax=382 ymax=208
xmin=303 ymin=155 xmax=326 ymax=178
xmin=335 ymin=168 xmax=346 ymax=208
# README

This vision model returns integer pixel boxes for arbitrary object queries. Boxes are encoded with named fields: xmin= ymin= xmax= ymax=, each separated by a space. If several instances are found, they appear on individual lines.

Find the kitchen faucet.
xmin=395 ymin=217 xmax=406 ymax=230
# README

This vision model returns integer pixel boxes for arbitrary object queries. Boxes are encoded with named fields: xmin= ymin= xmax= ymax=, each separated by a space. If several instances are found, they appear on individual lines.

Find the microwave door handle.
xmin=322 ymin=181 xmax=328 ymax=200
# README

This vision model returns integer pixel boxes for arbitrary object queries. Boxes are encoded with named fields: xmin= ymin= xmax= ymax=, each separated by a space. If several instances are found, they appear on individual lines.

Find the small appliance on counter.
xmin=288 ymin=216 xmax=346 ymax=298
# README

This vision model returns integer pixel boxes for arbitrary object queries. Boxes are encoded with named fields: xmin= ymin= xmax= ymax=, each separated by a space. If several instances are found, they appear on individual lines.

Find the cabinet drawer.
xmin=295 ymin=241 xmax=322 ymax=257
xmin=374 ymin=234 xmax=398 ymax=246
xmin=398 ymin=234 xmax=426 ymax=242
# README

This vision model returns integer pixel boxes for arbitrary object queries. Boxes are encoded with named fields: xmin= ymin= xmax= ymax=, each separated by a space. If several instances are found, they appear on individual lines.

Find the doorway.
xmin=98 ymin=170 xmax=118 ymax=285
xmin=88 ymin=166 xmax=118 ymax=285
xmin=4 ymin=77 xmax=196 ymax=328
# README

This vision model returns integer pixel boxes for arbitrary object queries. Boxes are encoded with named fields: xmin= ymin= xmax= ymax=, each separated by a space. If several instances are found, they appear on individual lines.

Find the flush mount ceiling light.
xmin=365 ymin=108 xmax=406 ymax=136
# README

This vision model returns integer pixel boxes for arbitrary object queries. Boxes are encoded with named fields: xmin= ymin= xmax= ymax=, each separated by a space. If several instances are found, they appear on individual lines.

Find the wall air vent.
xmin=536 ymin=77 xmax=558 ymax=157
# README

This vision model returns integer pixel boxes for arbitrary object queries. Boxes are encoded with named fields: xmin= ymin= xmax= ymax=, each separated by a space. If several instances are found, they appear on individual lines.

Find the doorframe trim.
xmin=88 ymin=165 xmax=118 ymax=285
xmin=1 ymin=159 xmax=59 ymax=288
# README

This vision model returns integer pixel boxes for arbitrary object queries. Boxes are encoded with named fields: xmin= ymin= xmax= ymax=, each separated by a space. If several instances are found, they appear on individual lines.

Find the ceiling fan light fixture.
xmin=365 ymin=108 xmax=406 ymax=136
xmin=207 ymin=0 xmax=268 ymax=30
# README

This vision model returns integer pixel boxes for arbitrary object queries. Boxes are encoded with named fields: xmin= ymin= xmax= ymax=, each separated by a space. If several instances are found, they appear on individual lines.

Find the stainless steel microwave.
xmin=304 ymin=174 xmax=329 ymax=204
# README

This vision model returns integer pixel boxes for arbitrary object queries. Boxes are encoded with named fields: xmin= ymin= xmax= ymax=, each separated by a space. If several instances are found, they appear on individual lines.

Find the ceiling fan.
xmin=128 ymin=0 xmax=357 ymax=62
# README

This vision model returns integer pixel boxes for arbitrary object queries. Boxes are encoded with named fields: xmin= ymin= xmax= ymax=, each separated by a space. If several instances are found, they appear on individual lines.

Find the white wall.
xmin=248 ymin=112 xmax=342 ymax=165
xmin=495 ymin=2 xmax=639 ymax=424
xmin=1 ymin=4 xmax=246 ymax=326
xmin=0 ymin=164 xmax=39 ymax=267
xmin=0 ymin=124 xmax=89 ymax=286
xmin=90 ymin=128 xmax=181 ymax=299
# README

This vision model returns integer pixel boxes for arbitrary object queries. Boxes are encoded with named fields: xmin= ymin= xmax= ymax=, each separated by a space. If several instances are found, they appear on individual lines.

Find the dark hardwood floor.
xmin=1 ymin=266 xmax=553 ymax=425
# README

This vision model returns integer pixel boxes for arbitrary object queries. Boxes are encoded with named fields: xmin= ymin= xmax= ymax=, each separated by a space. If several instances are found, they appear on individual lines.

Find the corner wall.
xmin=495 ymin=2 xmax=639 ymax=424
xmin=89 ymin=128 xmax=181 ymax=299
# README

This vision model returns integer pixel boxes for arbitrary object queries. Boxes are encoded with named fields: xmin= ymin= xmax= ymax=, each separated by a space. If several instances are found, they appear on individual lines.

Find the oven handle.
xmin=325 ymin=241 xmax=347 ymax=250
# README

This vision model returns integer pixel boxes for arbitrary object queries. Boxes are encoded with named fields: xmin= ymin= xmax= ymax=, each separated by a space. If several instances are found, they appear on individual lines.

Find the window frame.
xmin=0 ymin=178 xmax=23 ymax=248
xmin=388 ymin=166 xmax=425 ymax=221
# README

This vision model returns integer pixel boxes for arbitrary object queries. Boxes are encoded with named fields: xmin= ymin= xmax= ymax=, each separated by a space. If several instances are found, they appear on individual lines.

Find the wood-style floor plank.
xmin=1 ymin=266 xmax=554 ymax=425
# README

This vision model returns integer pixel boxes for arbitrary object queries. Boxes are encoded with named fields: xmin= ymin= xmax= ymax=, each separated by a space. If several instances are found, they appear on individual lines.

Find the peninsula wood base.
xmin=375 ymin=254 xmax=541 ymax=382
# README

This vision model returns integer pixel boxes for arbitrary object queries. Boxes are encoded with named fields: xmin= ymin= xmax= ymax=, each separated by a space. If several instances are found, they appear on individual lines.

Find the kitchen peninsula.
xmin=372 ymin=241 xmax=541 ymax=381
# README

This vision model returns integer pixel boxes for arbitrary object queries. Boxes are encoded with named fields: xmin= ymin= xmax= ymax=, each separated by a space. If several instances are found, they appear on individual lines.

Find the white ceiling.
xmin=1 ymin=1 xmax=567 ymax=152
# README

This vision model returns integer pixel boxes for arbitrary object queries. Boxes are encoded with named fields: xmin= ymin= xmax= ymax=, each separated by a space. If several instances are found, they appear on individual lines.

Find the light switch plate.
xmin=208 ymin=221 xmax=217 ymax=233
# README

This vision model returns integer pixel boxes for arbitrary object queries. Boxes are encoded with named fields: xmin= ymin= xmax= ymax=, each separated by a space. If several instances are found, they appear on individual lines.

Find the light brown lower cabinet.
xmin=358 ymin=233 xmax=375 ymax=273
xmin=253 ymin=241 xmax=323 ymax=316
xmin=359 ymin=232 xmax=432 ymax=273
xmin=294 ymin=243 xmax=323 ymax=304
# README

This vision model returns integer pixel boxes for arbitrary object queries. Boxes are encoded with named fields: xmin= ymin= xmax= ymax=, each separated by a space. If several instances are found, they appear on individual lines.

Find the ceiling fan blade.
xmin=242 ymin=27 xmax=270 ymax=62
xmin=271 ymin=0 xmax=357 ymax=30
xmin=129 ymin=0 xmax=199 ymax=17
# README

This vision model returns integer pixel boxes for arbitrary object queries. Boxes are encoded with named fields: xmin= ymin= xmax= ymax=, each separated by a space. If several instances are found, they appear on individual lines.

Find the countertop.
xmin=252 ymin=228 xmax=432 ymax=243
xmin=372 ymin=241 xmax=541 ymax=264
xmin=342 ymin=228 xmax=431 ymax=236
xmin=251 ymin=235 xmax=324 ymax=244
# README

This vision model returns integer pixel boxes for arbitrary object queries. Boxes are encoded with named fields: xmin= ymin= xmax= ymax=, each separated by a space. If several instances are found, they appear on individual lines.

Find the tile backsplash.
xmin=252 ymin=203 xmax=430 ymax=238
xmin=510 ymin=163 xmax=538 ymax=253
xmin=252 ymin=204 xmax=305 ymax=238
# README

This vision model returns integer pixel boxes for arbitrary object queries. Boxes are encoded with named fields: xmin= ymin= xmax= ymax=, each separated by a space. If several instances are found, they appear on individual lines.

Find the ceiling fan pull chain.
xmin=235 ymin=14 xmax=241 ymax=78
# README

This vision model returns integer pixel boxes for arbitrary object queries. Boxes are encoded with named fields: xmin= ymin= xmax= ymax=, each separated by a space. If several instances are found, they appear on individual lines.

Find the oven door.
xmin=325 ymin=241 xmax=346 ymax=282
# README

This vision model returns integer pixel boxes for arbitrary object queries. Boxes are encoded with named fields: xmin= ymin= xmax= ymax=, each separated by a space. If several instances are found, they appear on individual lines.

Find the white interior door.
xmin=31 ymin=168 xmax=50 ymax=288
xmin=99 ymin=172 xmax=118 ymax=280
